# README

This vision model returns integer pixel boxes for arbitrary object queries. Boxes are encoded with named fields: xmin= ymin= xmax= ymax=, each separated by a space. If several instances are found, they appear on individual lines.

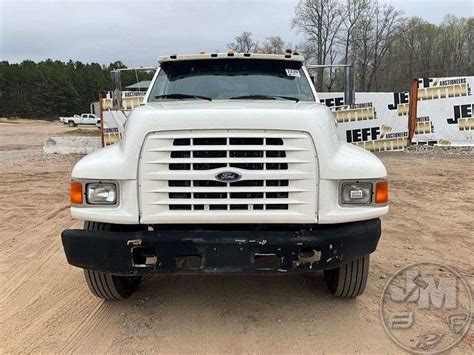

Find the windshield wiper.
xmin=229 ymin=94 xmax=299 ymax=102
xmin=154 ymin=93 xmax=212 ymax=101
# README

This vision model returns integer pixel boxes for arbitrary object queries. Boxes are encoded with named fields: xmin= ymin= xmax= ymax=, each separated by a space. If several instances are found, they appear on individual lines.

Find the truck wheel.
xmin=68 ymin=121 xmax=76 ymax=127
xmin=82 ymin=221 xmax=142 ymax=300
xmin=323 ymin=255 xmax=370 ymax=298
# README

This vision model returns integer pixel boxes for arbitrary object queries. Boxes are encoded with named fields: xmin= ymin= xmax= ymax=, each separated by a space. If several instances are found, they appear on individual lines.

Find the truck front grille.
xmin=139 ymin=130 xmax=318 ymax=224
xmin=166 ymin=137 xmax=289 ymax=210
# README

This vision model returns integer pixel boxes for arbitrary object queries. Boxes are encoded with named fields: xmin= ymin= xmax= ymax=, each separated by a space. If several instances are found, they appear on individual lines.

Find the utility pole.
xmin=306 ymin=64 xmax=355 ymax=106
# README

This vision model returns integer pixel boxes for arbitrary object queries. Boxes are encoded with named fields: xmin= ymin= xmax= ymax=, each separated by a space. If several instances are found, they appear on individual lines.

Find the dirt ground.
xmin=1 ymin=121 xmax=473 ymax=354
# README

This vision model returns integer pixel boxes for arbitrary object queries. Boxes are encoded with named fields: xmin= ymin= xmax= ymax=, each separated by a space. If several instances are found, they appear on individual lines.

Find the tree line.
xmin=0 ymin=60 xmax=153 ymax=119
xmin=228 ymin=0 xmax=473 ymax=92
xmin=1 ymin=0 xmax=472 ymax=119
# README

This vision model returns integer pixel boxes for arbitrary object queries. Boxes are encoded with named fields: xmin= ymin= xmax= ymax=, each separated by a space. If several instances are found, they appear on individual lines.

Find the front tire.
xmin=83 ymin=269 xmax=141 ymax=300
xmin=82 ymin=221 xmax=141 ymax=300
xmin=323 ymin=255 xmax=370 ymax=298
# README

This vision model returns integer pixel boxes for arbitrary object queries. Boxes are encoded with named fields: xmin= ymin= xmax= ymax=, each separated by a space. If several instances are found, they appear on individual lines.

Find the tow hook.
xmin=127 ymin=239 xmax=158 ymax=267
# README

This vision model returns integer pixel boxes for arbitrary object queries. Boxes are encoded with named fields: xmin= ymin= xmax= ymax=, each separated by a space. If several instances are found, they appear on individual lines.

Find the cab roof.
xmin=158 ymin=52 xmax=305 ymax=65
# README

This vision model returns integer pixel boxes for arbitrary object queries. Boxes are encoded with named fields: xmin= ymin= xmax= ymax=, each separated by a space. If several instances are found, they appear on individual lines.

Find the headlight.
xmin=86 ymin=183 xmax=117 ymax=205
xmin=341 ymin=182 xmax=372 ymax=204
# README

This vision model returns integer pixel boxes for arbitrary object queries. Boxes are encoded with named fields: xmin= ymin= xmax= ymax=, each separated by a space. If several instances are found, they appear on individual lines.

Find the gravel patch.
xmin=405 ymin=144 xmax=473 ymax=156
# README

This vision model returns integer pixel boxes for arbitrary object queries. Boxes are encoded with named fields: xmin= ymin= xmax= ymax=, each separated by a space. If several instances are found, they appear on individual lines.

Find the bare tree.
xmin=227 ymin=32 xmax=259 ymax=53
xmin=467 ymin=17 xmax=474 ymax=73
xmin=436 ymin=15 xmax=473 ymax=76
xmin=293 ymin=0 xmax=345 ymax=91
xmin=352 ymin=2 xmax=404 ymax=90
xmin=397 ymin=18 xmax=437 ymax=80
xmin=225 ymin=10 xmax=472 ymax=94
xmin=260 ymin=36 xmax=287 ymax=54
xmin=339 ymin=0 xmax=370 ymax=65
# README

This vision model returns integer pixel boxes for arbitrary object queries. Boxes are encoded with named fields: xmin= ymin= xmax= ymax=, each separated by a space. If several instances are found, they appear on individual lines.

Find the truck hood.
xmin=126 ymin=100 xmax=336 ymax=141
xmin=72 ymin=100 xmax=386 ymax=180
xmin=145 ymin=100 xmax=321 ymax=111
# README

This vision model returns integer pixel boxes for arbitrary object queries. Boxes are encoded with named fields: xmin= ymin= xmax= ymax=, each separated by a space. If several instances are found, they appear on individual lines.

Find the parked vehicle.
xmin=59 ymin=113 xmax=100 ymax=127
xmin=61 ymin=52 xmax=389 ymax=301
xmin=59 ymin=114 xmax=79 ymax=124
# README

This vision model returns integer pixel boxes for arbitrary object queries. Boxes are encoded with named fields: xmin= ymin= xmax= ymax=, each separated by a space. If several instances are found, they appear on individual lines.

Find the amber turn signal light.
xmin=375 ymin=181 xmax=388 ymax=204
xmin=70 ymin=182 xmax=83 ymax=205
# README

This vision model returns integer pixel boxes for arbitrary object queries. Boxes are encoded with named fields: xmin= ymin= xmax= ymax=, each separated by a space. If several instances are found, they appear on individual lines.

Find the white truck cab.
xmin=62 ymin=52 xmax=388 ymax=301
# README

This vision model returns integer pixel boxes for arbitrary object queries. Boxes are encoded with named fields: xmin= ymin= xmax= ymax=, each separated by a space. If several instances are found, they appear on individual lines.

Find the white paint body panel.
xmin=71 ymin=100 xmax=388 ymax=224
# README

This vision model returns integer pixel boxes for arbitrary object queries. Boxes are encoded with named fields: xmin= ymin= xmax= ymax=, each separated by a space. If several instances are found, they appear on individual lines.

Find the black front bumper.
xmin=61 ymin=219 xmax=381 ymax=275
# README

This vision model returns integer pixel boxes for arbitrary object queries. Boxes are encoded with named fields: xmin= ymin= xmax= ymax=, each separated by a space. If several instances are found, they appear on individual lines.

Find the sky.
xmin=1 ymin=0 xmax=473 ymax=67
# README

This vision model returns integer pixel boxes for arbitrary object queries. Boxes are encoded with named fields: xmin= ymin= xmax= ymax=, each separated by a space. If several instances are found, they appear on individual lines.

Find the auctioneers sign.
xmin=320 ymin=76 xmax=474 ymax=150
xmin=412 ymin=77 xmax=473 ymax=146
xmin=319 ymin=92 xmax=409 ymax=152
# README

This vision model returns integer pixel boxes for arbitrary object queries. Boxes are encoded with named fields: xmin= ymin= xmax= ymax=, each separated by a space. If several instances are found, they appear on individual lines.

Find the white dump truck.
xmin=61 ymin=52 xmax=389 ymax=301
xmin=59 ymin=113 xmax=100 ymax=127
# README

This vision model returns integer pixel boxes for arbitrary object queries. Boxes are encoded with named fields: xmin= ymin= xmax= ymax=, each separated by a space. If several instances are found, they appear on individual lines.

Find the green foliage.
xmin=0 ymin=60 xmax=153 ymax=119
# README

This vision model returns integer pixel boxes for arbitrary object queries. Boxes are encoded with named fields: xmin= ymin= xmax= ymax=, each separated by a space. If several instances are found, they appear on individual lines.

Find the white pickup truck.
xmin=59 ymin=113 xmax=100 ymax=127
xmin=61 ymin=52 xmax=389 ymax=301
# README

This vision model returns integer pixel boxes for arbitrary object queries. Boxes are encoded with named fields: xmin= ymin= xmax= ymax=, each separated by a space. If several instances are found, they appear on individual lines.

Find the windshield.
xmin=148 ymin=59 xmax=315 ymax=102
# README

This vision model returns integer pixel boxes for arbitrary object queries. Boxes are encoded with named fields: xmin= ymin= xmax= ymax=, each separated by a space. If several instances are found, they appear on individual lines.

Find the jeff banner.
xmin=319 ymin=92 xmax=409 ymax=152
xmin=412 ymin=77 xmax=473 ymax=145
xmin=320 ymin=76 xmax=474 ymax=150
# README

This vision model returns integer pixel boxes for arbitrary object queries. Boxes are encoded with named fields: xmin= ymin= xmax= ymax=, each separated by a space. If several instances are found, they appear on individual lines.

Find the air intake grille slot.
xmin=194 ymin=151 xmax=226 ymax=158
xmin=230 ymin=150 xmax=264 ymax=158
xmin=229 ymin=163 xmax=265 ymax=170
xmin=193 ymin=163 xmax=226 ymax=170
xmin=194 ymin=180 xmax=226 ymax=187
xmin=231 ymin=180 xmax=264 ymax=187
xmin=229 ymin=137 xmax=263 ymax=145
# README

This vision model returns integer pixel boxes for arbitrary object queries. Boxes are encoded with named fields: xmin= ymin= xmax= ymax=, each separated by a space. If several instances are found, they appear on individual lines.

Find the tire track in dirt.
xmin=0 ymin=217 xmax=76 ymax=304
xmin=0 ymin=208 xmax=74 ymax=304
xmin=0 ymin=207 xmax=72 ymax=264
xmin=58 ymin=301 xmax=116 ymax=354
xmin=2 ymin=279 xmax=106 ymax=353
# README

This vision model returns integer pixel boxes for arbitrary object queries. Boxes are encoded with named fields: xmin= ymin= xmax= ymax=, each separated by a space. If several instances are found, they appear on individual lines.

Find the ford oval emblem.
xmin=215 ymin=171 xmax=242 ymax=183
